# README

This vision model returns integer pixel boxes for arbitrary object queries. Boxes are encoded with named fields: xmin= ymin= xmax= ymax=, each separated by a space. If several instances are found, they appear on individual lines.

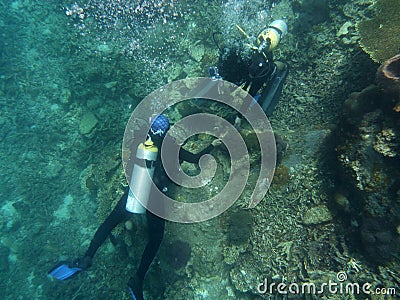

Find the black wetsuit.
xmin=243 ymin=52 xmax=276 ymax=97
xmin=218 ymin=50 xmax=288 ymax=116
xmin=82 ymin=141 xmax=214 ymax=285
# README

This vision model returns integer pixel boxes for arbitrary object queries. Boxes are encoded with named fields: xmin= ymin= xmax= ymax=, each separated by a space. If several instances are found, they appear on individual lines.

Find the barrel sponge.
xmin=376 ymin=54 xmax=400 ymax=98
xmin=357 ymin=0 xmax=400 ymax=63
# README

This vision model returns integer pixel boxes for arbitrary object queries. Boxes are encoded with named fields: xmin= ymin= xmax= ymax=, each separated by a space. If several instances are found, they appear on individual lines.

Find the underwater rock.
xmin=337 ymin=21 xmax=357 ymax=45
xmin=240 ymin=129 xmax=259 ymax=149
xmin=291 ymin=0 xmax=330 ymax=34
xmin=342 ymin=85 xmax=382 ymax=125
xmin=79 ymin=112 xmax=98 ymax=135
xmin=271 ymin=164 xmax=290 ymax=188
xmin=167 ymin=63 xmax=183 ymax=82
xmin=44 ymin=159 xmax=64 ymax=179
xmin=86 ymin=96 xmax=103 ymax=110
xmin=60 ymin=88 xmax=71 ymax=104
xmin=302 ymin=205 xmax=332 ymax=225
xmin=360 ymin=217 xmax=400 ymax=262
xmin=228 ymin=210 xmax=253 ymax=245
xmin=337 ymin=21 xmax=352 ymax=37
xmin=104 ymin=81 xmax=118 ymax=89
xmin=189 ymin=41 xmax=205 ymax=62
xmin=97 ymin=43 xmax=113 ymax=55
xmin=164 ymin=240 xmax=191 ymax=269
xmin=333 ymin=192 xmax=350 ymax=213
xmin=240 ymin=130 xmax=288 ymax=163
xmin=80 ymin=164 xmax=95 ymax=193
xmin=275 ymin=133 xmax=288 ymax=164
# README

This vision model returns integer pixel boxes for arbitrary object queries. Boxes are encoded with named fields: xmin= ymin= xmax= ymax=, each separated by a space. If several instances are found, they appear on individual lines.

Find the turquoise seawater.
xmin=1 ymin=0 xmax=399 ymax=299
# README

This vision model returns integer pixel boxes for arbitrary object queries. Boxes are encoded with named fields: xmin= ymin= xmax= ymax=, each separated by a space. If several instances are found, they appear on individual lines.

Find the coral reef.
xmin=357 ymin=0 xmax=400 ymax=62
xmin=227 ymin=210 xmax=254 ymax=246
xmin=163 ymin=240 xmax=192 ymax=269
xmin=4 ymin=0 xmax=400 ymax=299
xmin=373 ymin=128 xmax=398 ymax=157
xmin=332 ymin=55 xmax=400 ymax=263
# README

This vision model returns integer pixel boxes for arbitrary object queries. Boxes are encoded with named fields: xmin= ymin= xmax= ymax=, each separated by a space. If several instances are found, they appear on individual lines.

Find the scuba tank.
xmin=126 ymin=139 xmax=158 ymax=214
xmin=256 ymin=20 xmax=288 ymax=53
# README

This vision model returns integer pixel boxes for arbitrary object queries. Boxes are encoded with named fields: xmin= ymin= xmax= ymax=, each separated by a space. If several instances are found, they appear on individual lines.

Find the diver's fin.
xmin=48 ymin=261 xmax=82 ymax=280
xmin=128 ymin=287 xmax=140 ymax=300
xmin=128 ymin=275 xmax=144 ymax=300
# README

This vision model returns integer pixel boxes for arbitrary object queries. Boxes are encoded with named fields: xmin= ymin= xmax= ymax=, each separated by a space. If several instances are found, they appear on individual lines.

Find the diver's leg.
xmin=128 ymin=210 xmax=165 ymax=300
xmin=49 ymin=189 xmax=130 ymax=280
xmin=259 ymin=61 xmax=289 ymax=116
xmin=81 ymin=189 xmax=130 ymax=265
xmin=138 ymin=211 xmax=165 ymax=279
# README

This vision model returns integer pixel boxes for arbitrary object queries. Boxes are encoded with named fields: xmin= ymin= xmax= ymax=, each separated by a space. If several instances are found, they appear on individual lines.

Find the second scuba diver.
xmin=49 ymin=114 xmax=221 ymax=300
xmin=209 ymin=19 xmax=289 ymax=117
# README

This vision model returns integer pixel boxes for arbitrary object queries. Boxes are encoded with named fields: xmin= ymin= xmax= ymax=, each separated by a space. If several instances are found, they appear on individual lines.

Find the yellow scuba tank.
xmin=235 ymin=19 xmax=288 ymax=56
xmin=256 ymin=19 xmax=288 ymax=53
xmin=126 ymin=139 xmax=158 ymax=214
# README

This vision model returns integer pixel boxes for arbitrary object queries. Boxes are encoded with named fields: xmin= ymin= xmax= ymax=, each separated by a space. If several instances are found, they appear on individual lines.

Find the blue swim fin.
xmin=128 ymin=287 xmax=139 ymax=300
xmin=48 ymin=261 xmax=82 ymax=280
xmin=128 ymin=275 xmax=144 ymax=300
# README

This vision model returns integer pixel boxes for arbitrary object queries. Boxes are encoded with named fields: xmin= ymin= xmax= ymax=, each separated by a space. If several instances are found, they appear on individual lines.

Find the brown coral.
xmin=357 ymin=0 xmax=400 ymax=62
xmin=376 ymin=54 xmax=400 ymax=112
xmin=376 ymin=54 xmax=400 ymax=100
xmin=381 ymin=54 xmax=400 ymax=80
xmin=373 ymin=128 xmax=398 ymax=157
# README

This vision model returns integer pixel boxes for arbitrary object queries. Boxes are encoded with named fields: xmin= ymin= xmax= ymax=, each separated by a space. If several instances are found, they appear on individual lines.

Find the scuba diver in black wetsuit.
xmin=48 ymin=114 xmax=220 ymax=300
xmin=209 ymin=19 xmax=289 ymax=117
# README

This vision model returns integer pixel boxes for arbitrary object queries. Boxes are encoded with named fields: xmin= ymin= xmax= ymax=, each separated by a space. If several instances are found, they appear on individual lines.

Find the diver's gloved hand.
xmin=73 ymin=256 xmax=92 ymax=270
xmin=128 ymin=274 xmax=144 ymax=300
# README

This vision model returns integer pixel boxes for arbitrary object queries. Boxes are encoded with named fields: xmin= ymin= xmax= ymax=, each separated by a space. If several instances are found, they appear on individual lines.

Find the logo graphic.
xmin=336 ymin=271 xmax=347 ymax=282
xmin=122 ymin=77 xmax=276 ymax=223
